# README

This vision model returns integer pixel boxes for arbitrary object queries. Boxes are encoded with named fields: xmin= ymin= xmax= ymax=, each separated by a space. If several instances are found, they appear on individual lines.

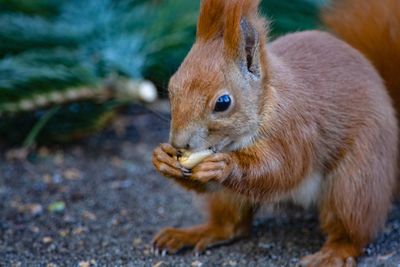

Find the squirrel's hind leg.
xmin=152 ymin=190 xmax=256 ymax=255
xmin=299 ymin=144 xmax=396 ymax=267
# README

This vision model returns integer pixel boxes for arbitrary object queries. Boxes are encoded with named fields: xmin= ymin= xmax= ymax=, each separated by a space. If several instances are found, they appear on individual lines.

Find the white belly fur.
xmin=280 ymin=171 xmax=323 ymax=208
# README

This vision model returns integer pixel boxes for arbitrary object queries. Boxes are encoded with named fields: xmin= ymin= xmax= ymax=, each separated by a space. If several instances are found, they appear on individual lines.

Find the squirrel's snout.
xmin=169 ymin=128 xmax=191 ymax=150
xmin=171 ymin=141 xmax=191 ymax=150
xmin=170 ymin=127 xmax=209 ymax=152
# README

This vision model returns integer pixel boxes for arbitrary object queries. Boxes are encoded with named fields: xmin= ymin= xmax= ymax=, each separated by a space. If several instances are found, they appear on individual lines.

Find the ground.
xmin=1 ymin=102 xmax=399 ymax=267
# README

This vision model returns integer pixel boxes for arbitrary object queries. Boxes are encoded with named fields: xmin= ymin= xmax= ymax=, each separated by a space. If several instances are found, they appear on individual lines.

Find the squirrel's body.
xmin=263 ymin=31 xmax=397 ymax=206
xmin=152 ymin=0 xmax=400 ymax=266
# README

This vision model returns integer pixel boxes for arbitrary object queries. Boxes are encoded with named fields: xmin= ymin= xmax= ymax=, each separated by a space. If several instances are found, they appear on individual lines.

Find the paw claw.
xmin=345 ymin=257 xmax=356 ymax=267
xmin=161 ymin=249 xmax=167 ymax=257
xmin=152 ymin=226 xmax=229 ymax=256
xmin=300 ymin=249 xmax=358 ymax=267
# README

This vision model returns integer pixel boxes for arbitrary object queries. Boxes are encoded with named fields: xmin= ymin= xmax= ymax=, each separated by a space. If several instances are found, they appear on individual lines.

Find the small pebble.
xmin=377 ymin=251 xmax=396 ymax=261
xmin=38 ymin=147 xmax=50 ymax=157
xmin=133 ymin=238 xmax=142 ymax=246
xmin=258 ymin=242 xmax=273 ymax=249
xmin=59 ymin=229 xmax=69 ymax=237
xmin=82 ymin=211 xmax=97 ymax=221
xmin=228 ymin=260 xmax=237 ymax=266
xmin=191 ymin=260 xmax=203 ymax=267
xmin=63 ymin=168 xmax=82 ymax=180
xmin=78 ymin=261 xmax=90 ymax=267
xmin=18 ymin=203 xmax=43 ymax=216
xmin=152 ymin=261 xmax=165 ymax=267
xmin=72 ymin=226 xmax=87 ymax=235
xmin=42 ymin=237 xmax=53 ymax=244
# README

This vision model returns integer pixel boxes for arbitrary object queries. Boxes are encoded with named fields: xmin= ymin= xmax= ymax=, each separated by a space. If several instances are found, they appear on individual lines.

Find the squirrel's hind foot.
xmin=152 ymin=224 xmax=247 ymax=255
xmin=298 ymin=244 xmax=358 ymax=267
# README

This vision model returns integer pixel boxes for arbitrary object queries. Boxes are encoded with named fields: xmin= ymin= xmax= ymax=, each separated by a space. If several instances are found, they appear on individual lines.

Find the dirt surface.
xmin=1 ymin=102 xmax=399 ymax=267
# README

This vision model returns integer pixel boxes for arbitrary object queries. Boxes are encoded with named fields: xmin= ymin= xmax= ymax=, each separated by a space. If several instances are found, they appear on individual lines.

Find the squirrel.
xmin=151 ymin=0 xmax=400 ymax=266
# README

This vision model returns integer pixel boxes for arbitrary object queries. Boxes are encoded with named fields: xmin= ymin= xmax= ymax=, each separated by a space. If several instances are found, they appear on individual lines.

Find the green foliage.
xmin=0 ymin=0 xmax=326 ymax=146
xmin=142 ymin=0 xmax=199 ymax=90
xmin=0 ymin=0 xmax=149 ymax=145
xmin=0 ymin=101 xmax=121 ymax=145
xmin=261 ymin=0 xmax=323 ymax=38
xmin=0 ymin=0 xmax=60 ymax=17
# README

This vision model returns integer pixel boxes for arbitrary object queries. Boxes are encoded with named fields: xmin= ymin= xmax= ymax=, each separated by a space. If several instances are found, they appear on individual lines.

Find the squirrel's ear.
xmin=224 ymin=0 xmax=263 ymax=78
xmin=197 ymin=0 xmax=225 ymax=41
xmin=240 ymin=19 xmax=260 ymax=77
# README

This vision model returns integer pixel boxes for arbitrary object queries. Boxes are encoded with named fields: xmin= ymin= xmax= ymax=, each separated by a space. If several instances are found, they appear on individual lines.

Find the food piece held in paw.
xmin=177 ymin=149 xmax=214 ymax=169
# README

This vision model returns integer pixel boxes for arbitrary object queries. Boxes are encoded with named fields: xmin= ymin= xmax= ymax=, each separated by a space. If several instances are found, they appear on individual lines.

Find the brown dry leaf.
xmin=72 ymin=226 xmax=88 ymax=235
xmin=42 ymin=174 xmax=52 ymax=183
xmin=111 ymin=156 xmax=123 ymax=168
xmin=112 ymin=116 xmax=131 ymax=137
xmin=38 ymin=147 xmax=50 ymax=157
xmin=63 ymin=168 xmax=82 ymax=180
xmin=5 ymin=148 xmax=29 ymax=161
xmin=18 ymin=203 xmax=43 ymax=216
xmin=82 ymin=211 xmax=97 ymax=221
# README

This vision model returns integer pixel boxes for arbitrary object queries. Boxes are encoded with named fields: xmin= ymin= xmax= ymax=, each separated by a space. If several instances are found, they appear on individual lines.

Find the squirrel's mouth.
xmin=213 ymin=138 xmax=234 ymax=153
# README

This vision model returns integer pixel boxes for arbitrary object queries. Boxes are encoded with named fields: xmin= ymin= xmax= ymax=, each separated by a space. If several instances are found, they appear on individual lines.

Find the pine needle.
xmin=22 ymin=106 xmax=60 ymax=148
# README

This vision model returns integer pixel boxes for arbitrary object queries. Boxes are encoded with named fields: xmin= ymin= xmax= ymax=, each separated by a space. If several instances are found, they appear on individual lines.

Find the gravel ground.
xmin=1 ymin=102 xmax=399 ymax=267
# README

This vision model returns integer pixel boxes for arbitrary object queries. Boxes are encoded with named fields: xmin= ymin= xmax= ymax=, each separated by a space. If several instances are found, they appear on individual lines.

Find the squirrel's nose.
xmin=170 ymin=128 xmax=193 ymax=150
xmin=171 ymin=141 xmax=190 ymax=150
xmin=170 ymin=126 xmax=207 ymax=151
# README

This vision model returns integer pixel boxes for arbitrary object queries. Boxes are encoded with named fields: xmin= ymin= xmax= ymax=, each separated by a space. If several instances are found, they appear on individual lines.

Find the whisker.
xmin=139 ymin=101 xmax=215 ymax=150
xmin=138 ymin=102 xmax=171 ymax=125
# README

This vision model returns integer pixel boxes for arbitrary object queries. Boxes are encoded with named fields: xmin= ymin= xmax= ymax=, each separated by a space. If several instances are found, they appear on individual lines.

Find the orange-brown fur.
xmin=152 ymin=0 xmax=399 ymax=266
xmin=323 ymin=0 xmax=400 ymax=198
xmin=323 ymin=0 xmax=400 ymax=106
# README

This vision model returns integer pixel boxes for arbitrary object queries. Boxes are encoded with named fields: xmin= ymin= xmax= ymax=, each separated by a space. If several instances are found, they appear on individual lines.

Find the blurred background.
xmin=2 ymin=1 xmax=400 ymax=266
xmin=0 ymin=0 xmax=326 ymax=148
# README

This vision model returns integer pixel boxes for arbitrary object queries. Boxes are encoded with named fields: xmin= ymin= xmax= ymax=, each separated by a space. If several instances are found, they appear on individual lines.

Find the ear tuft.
xmin=197 ymin=0 xmax=226 ymax=41
xmin=196 ymin=0 xmax=268 ymax=77
xmin=223 ymin=0 xmax=260 ymax=57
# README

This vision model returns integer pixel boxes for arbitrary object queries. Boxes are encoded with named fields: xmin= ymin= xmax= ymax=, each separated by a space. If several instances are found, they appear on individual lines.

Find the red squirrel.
xmin=151 ymin=0 xmax=400 ymax=265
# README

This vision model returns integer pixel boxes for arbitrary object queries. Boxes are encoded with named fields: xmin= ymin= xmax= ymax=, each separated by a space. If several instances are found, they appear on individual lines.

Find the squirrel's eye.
xmin=214 ymin=94 xmax=231 ymax=112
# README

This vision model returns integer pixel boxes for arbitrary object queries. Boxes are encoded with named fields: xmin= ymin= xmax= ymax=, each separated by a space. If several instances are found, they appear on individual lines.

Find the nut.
xmin=177 ymin=149 xmax=214 ymax=169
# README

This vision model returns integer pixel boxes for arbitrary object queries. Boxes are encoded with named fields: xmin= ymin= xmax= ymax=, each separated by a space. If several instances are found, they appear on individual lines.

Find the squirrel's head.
xmin=168 ymin=0 xmax=269 ymax=153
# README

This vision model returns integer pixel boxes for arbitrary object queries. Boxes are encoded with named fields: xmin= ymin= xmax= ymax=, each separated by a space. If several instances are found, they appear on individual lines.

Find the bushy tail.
xmin=323 ymin=0 xmax=400 ymax=198
xmin=323 ymin=0 xmax=400 ymax=100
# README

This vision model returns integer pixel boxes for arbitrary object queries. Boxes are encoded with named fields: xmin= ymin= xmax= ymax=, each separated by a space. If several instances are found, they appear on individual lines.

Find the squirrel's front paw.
xmin=152 ymin=143 xmax=211 ymax=193
xmin=190 ymin=153 xmax=234 ymax=183
xmin=152 ymin=143 xmax=185 ymax=179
